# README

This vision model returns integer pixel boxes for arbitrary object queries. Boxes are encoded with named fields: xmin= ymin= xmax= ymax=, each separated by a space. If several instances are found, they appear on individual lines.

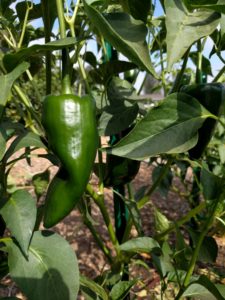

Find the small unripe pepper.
xmin=104 ymin=130 xmax=140 ymax=187
xmin=42 ymin=94 xmax=98 ymax=228
xmin=180 ymin=83 xmax=225 ymax=159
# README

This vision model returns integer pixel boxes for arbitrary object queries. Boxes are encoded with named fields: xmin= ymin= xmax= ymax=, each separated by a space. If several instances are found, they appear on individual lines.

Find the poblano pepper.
xmin=180 ymin=83 xmax=225 ymax=159
xmin=42 ymin=94 xmax=98 ymax=228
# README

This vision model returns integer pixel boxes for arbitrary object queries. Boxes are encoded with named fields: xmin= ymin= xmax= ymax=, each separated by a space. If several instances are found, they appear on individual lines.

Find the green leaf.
xmin=16 ymin=0 xmax=57 ymax=31
xmin=131 ymin=258 xmax=151 ymax=271
xmin=0 ymin=130 xmax=6 ymax=161
xmin=188 ymin=230 xmax=218 ymax=263
xmin=109 ymin=280 xmax=137 ymax=300
xmin=16 ymin=1 xmax=41 ymax=22
xmin=151 ymin=241 xmax=174 ymax=278
xmin=152 ymin=165 xmax=173 ymax=198
xmin=101 ymin=271 xmax=121 ymax=288
xmin=151 ymin=18 xmax=166 ymax=53
xmin=0 ymin=62 xmax=29 ymax=117
xmin=0 ymin=255 xmax=9 ymax=280
xmin=183 ymin=0 xmax=218 ymax=10
xmin=3 ymin=38 xmax=79 ymax=72
xmin=174 ymin=225 xmax=191 ymax=270
xmin=113 ymin=190 xmax=143 ymax=236
xmin=218 ymin=143 xmax=225 ymax=163
xmin=38 ymin=153 xmax=60 ymax=166
xmin=124 ymin=198 xmax=143 ymax=236
xmin=0 ymin=6 xmax=14 ymax=26
xmin=80 ymin=275 xmax=108 ymax=300
xmin=0 ymin=190 xmax=36 ymax=255
xmin=190 ymin=52 xmax=213 ymax=76
xmin=34 ymin=205 xmax=45 ymax=231
xmin=4 ymin=131 xmax=46 ymax=161
xmin=119 ymin=237 xmax=160 ymax=254
xmin=191 ymin=0 xmax=225 ymax=14
xmin=182 ymin=275 xmax=225 ymax=300
xmin=217 ymin=284 xmax=225 ymax=298
xmin=165 ymin=0 xmax=220 ymax=70
xmin=97 ymin=61 xmax=137 ymax=83
xmin=98 ymin=102 xmax=139 ymax=136
xmin=32 ymin=169 xmax=50 ymax=199
xmin=98 ymin=77 xmax=139 ymax=135
xmin=220 ymin=14 xmax=225 ymax=39
xmin=83 ymin=0 xmax=157 ymax=78
xmin=0 ymin=121 xmax=25 ymax=139
xmin=7 ymin=231 xmax=79 ymax=300
xmin=0 ymin=0 xmax=16 ymax=15
xmin=167 ymin=270 xmax=187 ymax=283
xmin=120 ymin=0 xmax=151 ymax=22
xmin=107 ymin=77 xmax=136 ymax=102
xmin=201 ymin=167 xmax=223 ymax=200
xmin=107 ymin=93 xmax=213 ymax=160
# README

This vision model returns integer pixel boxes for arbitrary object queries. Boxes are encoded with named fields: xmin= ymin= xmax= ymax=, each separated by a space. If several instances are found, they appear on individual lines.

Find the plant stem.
xmin=6 ymin=26 xmax=17 ymax=47
xmin=122 ymin=158 xmax=173 ymax=241
xmin=170 ymin=48 xmax=190 ymax=93
xmin=86 ymin=184 xmax=120 ymax=253
xmin=97 ymin=145 xmax=104 ymax=194
xmin=137 ymin=72 xmax=148 ymax=95
xmin=45 ymin=53 xmax=52 ymax=95
xmin=56 ymin=0 xmax=66 ymax=39
xmin=154 ymin=202 xmax=205 ymax=240
xmin=66 ymin=11 xmax=92 ymax=95
xmin=41 ymin=0 xmax=52 ymax=94
xmin=5 ymin=147 xmax=39 ymax=166
xmin=122 ymin=183 xmax=144 ymax=241
xmin=78 ymin=56 xmax=91 ymax=94
xmin=121 ymin=218 xmax=133 ymax=243
xmin=25 ymin=70 xmax=42 ymax=102
xmin=56 ymin=0 xmax=72 ymax=94
xmin=0 ymin=162 xmax=7 ymax=203
xmin=138 ymin=158 xmax=173 ymax=209
xmin=160 ymin=46 xmax=166 ymax=96
xmin=212 ymin=65 xmax=225 ymax=83
xmin=127 ymin=182 xmax=134 ymax=200
xmin=0 ymin=237 xmax=12 ymax=245
xmin=113 ymin=185 xmax=128 ymax=244
xmin=61 ymin=48 xmax=72 ymax=94
xmin=13 ymin=84 xmax=44 ymax=133
xmin=175 ymin=201 xmax=220 ymax=299
xmin=18 ymin=1 xmax=33 ymax=48
xmin=2 ymin=33 xmax=15 ymax=48
xmin=79 ymin=202 xmax=113 ymax=263
xmin=84 ymin=218 xmax=113 ymax=263
xmin=65 ymin=0 xmax=80 ymax=26
xmin=184 ymin=205 xmax=217 ymax=285
xmin=196 ymin=40 xmax=203 ymax=84
xmin=101 ymin=36 xmax=108 ymax=60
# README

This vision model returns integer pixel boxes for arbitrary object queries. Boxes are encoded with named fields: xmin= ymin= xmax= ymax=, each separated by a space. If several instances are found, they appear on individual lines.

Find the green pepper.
xmin=104 ymin=130 xmax=140 ymax=187
xmin=180 ymin=83 xmax=225 ymax=159
xmin=104 ymin=154 xmax=140 ymax=187
xmin=42 ymin=94 xmax=98 ymax=228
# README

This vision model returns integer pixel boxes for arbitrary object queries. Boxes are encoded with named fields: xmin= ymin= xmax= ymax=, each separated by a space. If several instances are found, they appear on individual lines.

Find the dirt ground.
xmin=1 ymin=147 xmax=225 ymax=299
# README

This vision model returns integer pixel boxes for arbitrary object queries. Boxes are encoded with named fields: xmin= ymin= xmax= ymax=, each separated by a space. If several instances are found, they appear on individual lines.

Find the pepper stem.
xmin=56 ymin=0 xmax=66 ymax=39
xmin=41 ymin=0 xmax=52 ymax=94
xmin=62 ymin=48 xmax=72 ymax=94
xmin=56 ymin=0 xmax=72 ymax=94
xmin=196 ymin=40 xmax=203 ymax=84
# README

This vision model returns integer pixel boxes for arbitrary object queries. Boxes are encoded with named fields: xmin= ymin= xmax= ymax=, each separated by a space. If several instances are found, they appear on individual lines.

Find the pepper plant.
xmin=0 ymin=0 xmax=225 ymax=299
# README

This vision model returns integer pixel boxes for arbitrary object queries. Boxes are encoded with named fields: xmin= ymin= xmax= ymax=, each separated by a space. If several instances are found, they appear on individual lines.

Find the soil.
xmin=0 ymin=146 xmax=225 ymax=299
